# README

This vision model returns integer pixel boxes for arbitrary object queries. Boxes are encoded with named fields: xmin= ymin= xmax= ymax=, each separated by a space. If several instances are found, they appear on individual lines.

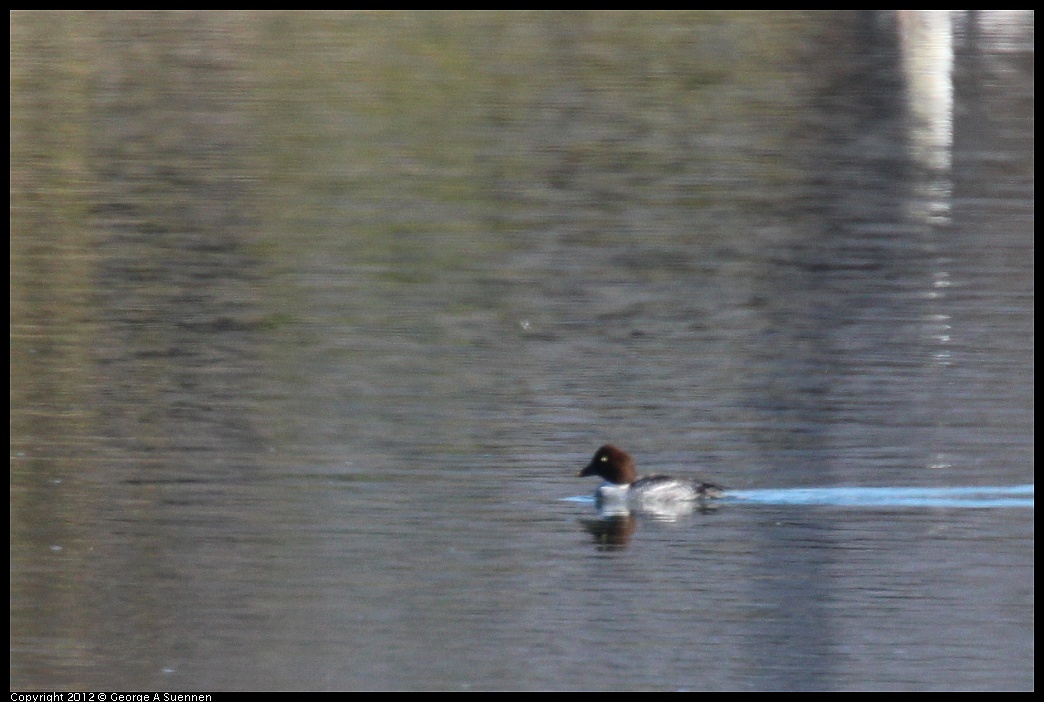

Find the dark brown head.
xmin=579 ymin=444 xmax=638 ymax=485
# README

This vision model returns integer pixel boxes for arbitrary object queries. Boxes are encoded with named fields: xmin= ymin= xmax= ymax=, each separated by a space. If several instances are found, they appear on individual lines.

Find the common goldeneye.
xmin=579 ymin=444 xmax=723 ymax=516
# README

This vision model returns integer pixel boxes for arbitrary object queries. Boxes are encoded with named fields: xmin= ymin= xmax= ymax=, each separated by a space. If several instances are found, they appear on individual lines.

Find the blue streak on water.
xmin=565 ymin=485 xmax=1033 ymax=508
xmin=726 ymin=485 xmax=1033 ymax=508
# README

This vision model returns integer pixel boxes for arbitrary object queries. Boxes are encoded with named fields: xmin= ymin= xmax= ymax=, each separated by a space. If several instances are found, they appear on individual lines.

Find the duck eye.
xmin=600 ymin=455 xmax=608 ymax=462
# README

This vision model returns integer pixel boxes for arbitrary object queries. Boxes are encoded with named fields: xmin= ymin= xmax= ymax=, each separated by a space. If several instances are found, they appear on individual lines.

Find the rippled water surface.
xmin=11 ymin=11 xmax=1033 ymax=691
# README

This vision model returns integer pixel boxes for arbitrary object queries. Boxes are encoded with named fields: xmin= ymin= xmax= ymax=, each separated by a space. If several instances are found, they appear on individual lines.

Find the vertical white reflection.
xmin=898 ymin=11 xmax=956 ymax=373
xmin=898 ymin=10 xmax=954 ymax=173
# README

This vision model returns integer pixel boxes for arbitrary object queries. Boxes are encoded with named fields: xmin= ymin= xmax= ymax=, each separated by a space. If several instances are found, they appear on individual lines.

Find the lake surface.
xmin=11 ymin=11 xmax=1033 ymax=691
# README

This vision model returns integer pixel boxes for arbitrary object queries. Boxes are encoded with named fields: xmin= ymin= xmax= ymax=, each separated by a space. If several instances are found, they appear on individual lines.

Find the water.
xmin=11 ymin=11 xmax=1033 ymax=691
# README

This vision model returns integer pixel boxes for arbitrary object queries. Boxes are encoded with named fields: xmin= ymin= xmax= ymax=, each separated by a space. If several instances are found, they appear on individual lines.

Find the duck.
xmin=578 ymin=444 xmax=724 ymax=516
